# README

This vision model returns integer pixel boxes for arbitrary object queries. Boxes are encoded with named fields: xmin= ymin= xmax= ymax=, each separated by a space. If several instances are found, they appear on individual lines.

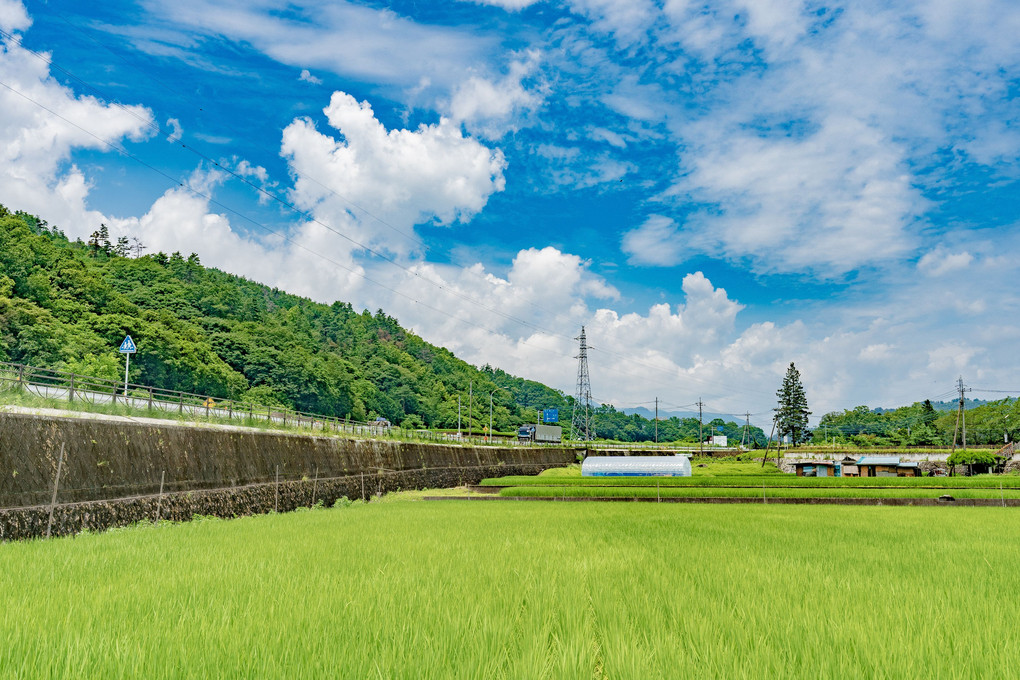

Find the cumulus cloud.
xmin=0 ymin=14 xmax=153 ymax=235
xmin=0 ymin=0 xmax=30 ymax=33
xmin=447 ymin=52 xmax=543 ymax=139
xmin=281 ymin=91 xmax=507 ymax=256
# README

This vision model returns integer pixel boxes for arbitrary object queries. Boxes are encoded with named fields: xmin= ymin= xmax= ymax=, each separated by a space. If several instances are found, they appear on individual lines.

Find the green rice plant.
xmin=1 ymin=502 xmax=1018 ymax=678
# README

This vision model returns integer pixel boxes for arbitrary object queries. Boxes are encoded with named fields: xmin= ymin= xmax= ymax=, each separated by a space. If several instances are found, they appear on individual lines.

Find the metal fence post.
xmin=228 ymin=400 xmax=233 ymax=421
xmin=148 ymin=387 xmax=153 ymax=410
xmin=68 ymin=373 xmax=75 ymax=403
xmin=179 ymin=392 xmax=184 ymax=414
xmin=45 ymin=443 xmax=66 ymax=539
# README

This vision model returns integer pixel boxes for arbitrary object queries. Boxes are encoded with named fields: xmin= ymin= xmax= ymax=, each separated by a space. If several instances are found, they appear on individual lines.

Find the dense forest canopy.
xmin=0 ymin=204 xmax=767 ymax=443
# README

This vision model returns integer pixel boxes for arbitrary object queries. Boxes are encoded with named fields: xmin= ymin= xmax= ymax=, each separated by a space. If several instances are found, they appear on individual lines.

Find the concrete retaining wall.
xmin=0 ymin=463 xmax=550 ymax=541
xmin=0 ymin=411 xmax=577 ymax=538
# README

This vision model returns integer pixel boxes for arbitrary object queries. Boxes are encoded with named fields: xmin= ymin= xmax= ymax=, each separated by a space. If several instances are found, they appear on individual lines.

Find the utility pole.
xmin=741 ymin=412 xmax=751 ymax=449
xmin=697 ymin=399 xmax=704 ymax=456
xmin=488 ymin=390 xmax=496 ymax=443
xmin=654 ymin=397 xmax=659 ymax=443
xmin=468 ymin=380 xmax=473 ymax=439
xmin=457 ymin=395 xmax=461 ymax=438
xmin=951 ymin=376 xmax=972 ymax=454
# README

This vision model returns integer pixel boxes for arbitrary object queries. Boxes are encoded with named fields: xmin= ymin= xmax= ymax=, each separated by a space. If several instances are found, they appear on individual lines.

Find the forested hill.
xmin=0 ymin=205 xmax=569 ymax=432
xmin=0 ymin=205 xmax=769 ymax=443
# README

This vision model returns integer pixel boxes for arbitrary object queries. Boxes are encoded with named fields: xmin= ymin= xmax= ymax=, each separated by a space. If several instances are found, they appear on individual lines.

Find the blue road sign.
xmin=543 ymin=409 xmax=559 ymax=423
xmin=119 ymin=335 xmax=137 ymax=353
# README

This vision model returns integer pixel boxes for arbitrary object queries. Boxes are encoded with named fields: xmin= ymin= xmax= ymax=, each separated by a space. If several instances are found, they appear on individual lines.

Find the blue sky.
xmin=2 ymin=0 xmax=1019 ymax=425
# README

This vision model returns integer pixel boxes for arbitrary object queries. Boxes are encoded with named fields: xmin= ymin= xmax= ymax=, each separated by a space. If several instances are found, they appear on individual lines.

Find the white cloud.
xmin=534 ymin=144 xmax=634 ymax=190
xmin=0 ymin=18 xmax=153 ymax=236
xmin=567 ymin=0 xmax=658 ymax=46
xmin=141 ymin=0 xmax=493 ymax=94
xmin=653 ymin=0 xmax=1020 ymax=275
xmin=281 ymin=91 xmax=507 ymax=256
xmin=165 ymin=117 xmax=182 ymax=143
xmin=0 ymin=0 xmax=30 ymax=33
xmin=666 ymin=115 xmax=923 ymax=275
xmin=917 ymin=248 xmax=974 ymax=277
xmin=447 ymin=52 xmax=543 ymax=139
xmin=299 ymin=69 xmax=322 ymax=85
xmin=460 ymin=0 xmax=542 ymax=10
xmin=621 ymin=215 xmax=681 ymax=266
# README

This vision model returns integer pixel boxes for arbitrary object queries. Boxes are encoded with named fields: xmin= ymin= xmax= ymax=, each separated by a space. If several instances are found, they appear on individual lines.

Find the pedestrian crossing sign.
xmin=119 ymin=335 xmax=137 ymax=353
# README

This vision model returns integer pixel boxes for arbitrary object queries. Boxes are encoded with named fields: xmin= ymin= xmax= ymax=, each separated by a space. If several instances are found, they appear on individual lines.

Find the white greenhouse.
xmin=581 ymin=455 xmax=692 ymax=477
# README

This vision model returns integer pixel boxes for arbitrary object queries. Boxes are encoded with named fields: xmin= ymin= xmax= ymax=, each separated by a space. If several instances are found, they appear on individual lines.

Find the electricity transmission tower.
xmin=951 ymin=376 xmax=972 ymax=453
xmin=571 ymin=326 xmax=595 ymax=442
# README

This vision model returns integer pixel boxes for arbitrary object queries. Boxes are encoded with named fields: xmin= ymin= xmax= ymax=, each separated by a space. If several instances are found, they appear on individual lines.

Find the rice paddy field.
xmin=3 ymin=499 xmax=1020 ymax=678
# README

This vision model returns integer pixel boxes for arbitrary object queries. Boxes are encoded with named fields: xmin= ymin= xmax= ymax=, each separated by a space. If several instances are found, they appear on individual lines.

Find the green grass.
xmin=499 ymin=485 xmax=1020 ymax=500
xmin=483 ymin=473 xmax=1020 ymax=489
xmin=2 ymin=501 xmax=1019 ymax=678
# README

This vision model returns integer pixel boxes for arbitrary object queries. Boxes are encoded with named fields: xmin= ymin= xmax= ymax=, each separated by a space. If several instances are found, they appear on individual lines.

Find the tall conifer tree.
xmin=776 ymin=362 xmax=811 ymax=445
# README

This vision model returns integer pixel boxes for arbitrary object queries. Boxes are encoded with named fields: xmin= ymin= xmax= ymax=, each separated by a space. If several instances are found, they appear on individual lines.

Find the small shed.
xmin=840 ymin=456 xmax=859 ymax=477
xmin=793 ymin=461 xmax=838 ymax=477
xmin=857 ymin=456 xmax=920 ymax=477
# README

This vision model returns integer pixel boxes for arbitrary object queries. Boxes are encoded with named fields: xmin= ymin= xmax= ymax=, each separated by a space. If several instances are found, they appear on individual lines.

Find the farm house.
xmin=856 ymin=456 xmax=920 ymax=477
xmin=793 ymin=461 xmax=839 ymax=477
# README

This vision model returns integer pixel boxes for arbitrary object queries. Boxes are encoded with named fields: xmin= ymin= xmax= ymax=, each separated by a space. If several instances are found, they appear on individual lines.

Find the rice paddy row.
xmin=481 ymin=474 xmax=1020 ymax=489
xmin=498 ymin=485 xmax=1020 ymax=500
xmin=2 ymin=500 xmax=1019 ymax=678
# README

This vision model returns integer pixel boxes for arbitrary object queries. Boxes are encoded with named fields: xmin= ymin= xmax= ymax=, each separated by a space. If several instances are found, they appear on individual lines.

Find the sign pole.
xmin=118 ymin=335 xmax=136 ymax=396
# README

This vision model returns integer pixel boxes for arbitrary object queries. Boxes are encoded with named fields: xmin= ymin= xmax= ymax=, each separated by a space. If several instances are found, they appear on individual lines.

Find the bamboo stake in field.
xmin=45 ymin=443 xmax=66 ymax=539
xmin=311 ymin=466 xmax=318 ymax=508
xmin=155 ymin=470 xmax=165 ymax=524
xmin=762 ymin=416 xmax=777 ymax=468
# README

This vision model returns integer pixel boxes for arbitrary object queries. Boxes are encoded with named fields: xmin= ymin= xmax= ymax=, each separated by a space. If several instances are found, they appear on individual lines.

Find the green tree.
xmin=776 ymin=362 xmax=811 ymax=445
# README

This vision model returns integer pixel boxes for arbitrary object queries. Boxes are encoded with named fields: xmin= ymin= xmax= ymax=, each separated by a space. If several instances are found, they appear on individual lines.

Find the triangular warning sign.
xmin=119 ymin=335 xmax=137 ymax=353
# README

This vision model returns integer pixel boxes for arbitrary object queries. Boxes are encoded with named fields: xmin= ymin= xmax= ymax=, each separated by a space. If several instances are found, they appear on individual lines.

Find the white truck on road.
xmin=517 ymin=424 xmax=562 ymax=443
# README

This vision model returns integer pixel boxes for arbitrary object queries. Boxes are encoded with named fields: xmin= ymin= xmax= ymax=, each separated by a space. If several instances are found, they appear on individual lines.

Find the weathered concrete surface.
xmin=0 ymin=410 xmax=577 ymax=510
xmin=0 ymin=463 xmax=546 ymax=541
